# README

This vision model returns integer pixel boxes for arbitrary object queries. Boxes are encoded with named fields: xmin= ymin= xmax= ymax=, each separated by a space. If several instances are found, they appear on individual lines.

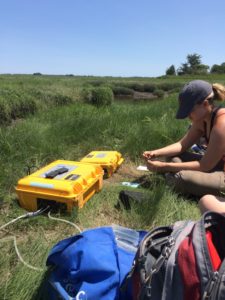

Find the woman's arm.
xmin=147 ymin=118 xmax=225 ymax=173
xmin=146 ymin=159 xmax=201 ymax=173
xmin=143 ymin=142 xmax=185 ymax=160
xmin=143 ymin=123 xmax=203 ymax=160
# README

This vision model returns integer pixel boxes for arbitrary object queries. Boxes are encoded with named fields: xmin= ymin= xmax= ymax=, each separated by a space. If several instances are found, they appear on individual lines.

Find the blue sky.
xmin=0 ymin=0 xmax=224 ymax=77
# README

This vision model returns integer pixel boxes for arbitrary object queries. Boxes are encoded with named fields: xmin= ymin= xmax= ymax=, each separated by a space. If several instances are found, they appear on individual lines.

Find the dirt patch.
xmin=115 ymin=92 xmax=157 ymax=101
xmin=104 ymin=161 xmax=149 ymax=185
xmin=133 ymin=91 xmax=157 ymax=100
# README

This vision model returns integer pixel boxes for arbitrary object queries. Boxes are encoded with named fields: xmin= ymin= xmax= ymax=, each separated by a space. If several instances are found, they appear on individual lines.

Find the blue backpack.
xmin=46 ymin=226 xmax=146 ymax=300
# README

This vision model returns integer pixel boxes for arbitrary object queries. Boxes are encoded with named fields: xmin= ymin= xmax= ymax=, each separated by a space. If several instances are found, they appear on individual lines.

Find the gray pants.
xmin=166 ymin=152 xmax=225 ymax=197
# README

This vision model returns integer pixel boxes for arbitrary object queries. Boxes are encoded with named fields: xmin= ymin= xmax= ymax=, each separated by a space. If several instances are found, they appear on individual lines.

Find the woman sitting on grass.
xmin=143 ymin=80 xmax=225 ymax=197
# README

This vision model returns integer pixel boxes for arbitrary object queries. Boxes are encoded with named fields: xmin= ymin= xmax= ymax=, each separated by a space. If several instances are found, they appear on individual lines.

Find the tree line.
xmin=166 ymin=53 xmax=225 ymax=76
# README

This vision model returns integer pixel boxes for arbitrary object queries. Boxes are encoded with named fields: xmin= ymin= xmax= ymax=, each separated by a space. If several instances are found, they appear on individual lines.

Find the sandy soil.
xmin=104 ymin=161 xmax=151 ymax=188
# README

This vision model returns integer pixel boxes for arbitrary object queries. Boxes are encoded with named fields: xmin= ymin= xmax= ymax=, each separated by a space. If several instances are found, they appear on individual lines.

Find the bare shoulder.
xmin=215 ymin=107 xmax=225 ymax=126
xmin=217 ymin=107 xmax=225 ymax=116
xmin=213 ymin=109 xmax=225 ymax=135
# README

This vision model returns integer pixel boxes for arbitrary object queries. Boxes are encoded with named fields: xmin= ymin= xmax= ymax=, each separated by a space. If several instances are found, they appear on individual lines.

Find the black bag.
xmin=117 ymin=190 xmax=145 ymax=210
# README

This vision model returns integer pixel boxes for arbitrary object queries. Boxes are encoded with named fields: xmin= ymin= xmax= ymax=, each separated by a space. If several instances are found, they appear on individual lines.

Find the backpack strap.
xmin=139 ymin=221 xmax=193 ymax=300
xmin=202 ymin=211 xmax=225 ymax=300
xmin=192 ymin=211 xmax=225 ymax=299
xmin=120 ymin=225 xmax=173 ymax=294
xmin=161 ymin=220 xmax=196 ymax=300
xmin=137 ymin=226 xmax=174 ymax=284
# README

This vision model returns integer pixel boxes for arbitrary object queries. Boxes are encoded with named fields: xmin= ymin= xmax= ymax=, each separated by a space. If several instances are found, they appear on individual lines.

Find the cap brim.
xmin=176 ymin=102 xmax=194 ymax=119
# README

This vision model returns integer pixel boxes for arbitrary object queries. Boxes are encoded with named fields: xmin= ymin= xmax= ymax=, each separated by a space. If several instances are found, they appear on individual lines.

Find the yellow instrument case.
xmin=80 ymin=151 xmax=124 ymax=177
xmin=16 ymin=160 xmax=103 ymax=212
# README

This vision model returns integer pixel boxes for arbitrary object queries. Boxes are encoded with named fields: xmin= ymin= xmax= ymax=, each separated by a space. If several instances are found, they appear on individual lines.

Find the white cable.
xmin=0 ymin=236 xmax=44 ymax=272
xmin=0 ymin=215 xmax=26 ymax=231
xmin=0 ymin=207 xmax=82 ymax=274
xmin=0 ymin=207 xmax=49 ymax=231
xmin=47 ymin=211 xmax=82 ymax=233
xmin=13 ymin=237 xmax=44 ymax=271
xmin=0 ymin=207 xmax=49 ymax=272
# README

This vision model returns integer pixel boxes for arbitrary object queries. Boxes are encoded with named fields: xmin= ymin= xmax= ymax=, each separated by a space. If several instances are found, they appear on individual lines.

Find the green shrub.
xmin=167 ymin=87 xmax=181 ymax=94
xmin=8 ymin=91 xmax=37 ymax=119
xmin=125 ymin=83 xmax=145 ymax=92
xmin=127 ymin=83 xmax=157 ymax=93
xmin=0 ymin=88 xmax=42 ymax=124
xmin=31 ymin=90 xmax=73 ymax=107
xmin=157 ymin=82 xmax=183 ymax=92
xmin=33 ymin=72 xmax=42 ymax=76
xmin=15 ymin=96 xmax=38 ymax=117
xmin=0 ymin=97 xmax=11 ymax=124
xmin=91 ymin=87 xmax=114 ymax=106
xmin=81 ymin=87 xmax=92 ymax=103
xmin=88 ymin=80 xmax=105 ymax=87
xmin=0 ymin=89 xmax=38 ymax=123
xmin=153 ymin=89 xmax=164 ymax=98
xmin=53 ymin=94 xmax=73 ymax=106
xmin=112 ymin=86 xmax=134 ymax=96
xmin=143 ymin=83 xmax=156 ymax=93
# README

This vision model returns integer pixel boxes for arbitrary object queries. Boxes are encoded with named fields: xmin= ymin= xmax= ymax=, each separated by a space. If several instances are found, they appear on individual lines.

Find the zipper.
xmin=202 ymin=271 xmax=219 ymax=299
xmin=139 ymin=236 xmax=175 ymax=299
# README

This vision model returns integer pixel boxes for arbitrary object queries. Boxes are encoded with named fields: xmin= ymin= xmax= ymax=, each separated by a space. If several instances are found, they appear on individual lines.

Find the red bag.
xmin=122 ymin=211 xmax=225 ymax=300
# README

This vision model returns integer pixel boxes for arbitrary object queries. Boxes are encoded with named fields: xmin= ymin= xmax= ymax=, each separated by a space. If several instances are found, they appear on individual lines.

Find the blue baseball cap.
xmin=176 ymin=80 xmax=213 ymax=119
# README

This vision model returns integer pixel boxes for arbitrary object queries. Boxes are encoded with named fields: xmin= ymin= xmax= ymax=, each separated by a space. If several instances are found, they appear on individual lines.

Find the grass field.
xmin=0 ymin=74 xmax=224 ymax=299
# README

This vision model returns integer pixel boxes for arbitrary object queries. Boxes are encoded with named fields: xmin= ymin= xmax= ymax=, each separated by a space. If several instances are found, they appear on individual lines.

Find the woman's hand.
xmin=142 ymin=150 xmax=158 ymax=160
xmin=146 ymin=160 xmax=167 ymax=172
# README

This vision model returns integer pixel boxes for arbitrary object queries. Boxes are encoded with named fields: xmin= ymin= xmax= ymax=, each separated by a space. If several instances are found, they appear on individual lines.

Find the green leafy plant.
xmin=153 ymin=89 xmax=164 ymax=98
xmin=112 ymin=86 xmax=134 ymax=96
xmin=91 ymin=86 xmax=114 ymax=107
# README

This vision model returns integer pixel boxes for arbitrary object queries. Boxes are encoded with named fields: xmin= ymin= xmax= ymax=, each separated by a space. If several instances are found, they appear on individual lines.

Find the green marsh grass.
xmin=0 ymin=95 xmax=201 ymax=299
xmin=1 ymin=73 xmax=224 ymax=299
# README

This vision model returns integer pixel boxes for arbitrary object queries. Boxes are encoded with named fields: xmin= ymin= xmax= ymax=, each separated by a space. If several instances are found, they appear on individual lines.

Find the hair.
xmin=212 ymin=83 xmax=225 ymax=101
